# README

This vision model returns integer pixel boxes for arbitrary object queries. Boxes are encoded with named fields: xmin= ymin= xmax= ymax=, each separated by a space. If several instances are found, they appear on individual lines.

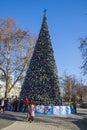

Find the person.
xmin=14 ymin=97 xmax=19 ymax=112
xmin=19 ymin=99 xmax=24 ymax=112
xmin=30 ymin=98 xmax=35 ymax=105
xmin=27 ymin=103 xmax=35 ymax=123
xmin=73 ymin=101 xmax=77 ymax=113
xmin=1 ymin=98 xmax=5 ymax=112
xmin=4 ymin=98 xmax=8 ymax=111
xmin=23 ymin=97 xmax=29 ymax=112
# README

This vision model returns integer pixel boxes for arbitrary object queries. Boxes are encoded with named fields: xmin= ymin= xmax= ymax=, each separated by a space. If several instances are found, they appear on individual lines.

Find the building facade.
xmin=0 ymin=80 xmax=21 ymax=98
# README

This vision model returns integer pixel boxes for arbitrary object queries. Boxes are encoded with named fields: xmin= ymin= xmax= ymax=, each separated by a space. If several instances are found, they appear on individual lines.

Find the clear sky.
xmin=0 ymin=0 xmax=87 ymax=84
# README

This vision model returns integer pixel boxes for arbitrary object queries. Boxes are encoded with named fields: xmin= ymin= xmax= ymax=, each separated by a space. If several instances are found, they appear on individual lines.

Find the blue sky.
xmin=0 ymin=0 xmax=87 ymax=83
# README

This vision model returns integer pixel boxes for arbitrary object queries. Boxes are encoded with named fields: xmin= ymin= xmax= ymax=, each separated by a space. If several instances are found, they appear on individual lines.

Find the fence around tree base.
xmin=7 ymin=104 xmax=76 ymax=114
xmin=35 ymin=105 xmax=76 ymax=114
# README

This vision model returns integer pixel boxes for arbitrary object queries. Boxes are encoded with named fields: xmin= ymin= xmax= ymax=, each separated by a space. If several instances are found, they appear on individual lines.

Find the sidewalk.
xmin=1 ymin=108 xmax=87 ymax=130
xmin=1 ymin=117 xmax=79 ymax=130
xmin=77 ymin=108 xmax=87 ymax=124
xmin=1 ymin=121 xmax=80 ymax=130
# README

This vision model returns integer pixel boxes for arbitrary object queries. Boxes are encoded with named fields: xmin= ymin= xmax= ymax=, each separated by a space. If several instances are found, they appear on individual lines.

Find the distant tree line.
xmin=59 ymin=74 xmax=87 ymax=103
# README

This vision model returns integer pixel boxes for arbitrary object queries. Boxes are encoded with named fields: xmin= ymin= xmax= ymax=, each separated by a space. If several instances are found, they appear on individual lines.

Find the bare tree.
xmin=0 ymin=17 xmax=37 ymax=97
xmin=62 ymin=74 xmax=76 ymax=101
xmin=76 ymin=81 xmax=87 ymax=103
xmin=60 ymin=73 xmax=87 ymax=103
xmin=79 ymin=37 xmax=87 ymax=76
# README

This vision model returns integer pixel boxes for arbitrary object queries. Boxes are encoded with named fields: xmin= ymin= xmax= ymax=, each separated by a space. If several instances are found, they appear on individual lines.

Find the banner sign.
xmin=53 ymin=106 xmax=71 ymax=114
xmin=35 ymin=105 xmax=45 ymax=114
xmin=44 ymin=106 xmax=53 ymax=114
xmin=66 ymin=105 xmax=71 ymax=114
xmin=35 ymin=105 xmax=76 ymax=115
xmin=70 ymin=105 xmax=76 ymax=114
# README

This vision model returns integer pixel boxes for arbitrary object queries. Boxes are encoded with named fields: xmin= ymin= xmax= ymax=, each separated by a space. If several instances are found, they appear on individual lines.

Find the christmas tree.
xmin=20 ymin=12 xmax=59 ymax=105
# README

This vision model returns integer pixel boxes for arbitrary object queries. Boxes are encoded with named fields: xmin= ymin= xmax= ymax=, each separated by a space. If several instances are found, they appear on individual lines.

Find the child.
xmin=28 ymin=103 xmax=35 ymax=123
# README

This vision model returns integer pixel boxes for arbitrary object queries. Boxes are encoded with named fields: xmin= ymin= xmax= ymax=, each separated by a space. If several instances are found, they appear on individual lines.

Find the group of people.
xmin=0 ymin=97 xmax=36 ymax=123
xmin=0 ymin=93 xmax=63 ymax=123
xmin=22 ymin=97 xmax=36 ymax=123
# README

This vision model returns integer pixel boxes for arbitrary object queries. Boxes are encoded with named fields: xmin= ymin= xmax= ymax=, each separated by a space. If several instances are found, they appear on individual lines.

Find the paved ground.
xmin=0 ymin=108 xmax=87 ymax=130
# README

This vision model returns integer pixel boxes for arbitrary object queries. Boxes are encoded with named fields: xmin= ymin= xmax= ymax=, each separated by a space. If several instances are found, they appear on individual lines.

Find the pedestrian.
xmin=1 ymin=98 xmax=5 ymax=112
xmin=19 ymin=99 xmax=24 ymax=112
xmin=23 ymin=97 xmax=29 ymax=112
xmin=27 ymin=103 xmax=35 ymax=123
xmin=73 ymin=101 xmax=77 ymax=114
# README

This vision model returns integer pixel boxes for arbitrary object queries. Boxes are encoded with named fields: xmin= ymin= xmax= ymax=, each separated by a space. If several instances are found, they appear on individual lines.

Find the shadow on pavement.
xmin=53 ymin=114 xmax=87 ymax=130
xmin=34 ymin=115 xmax=78 ymax=130
xmin=0 ymin=112 xmax=24 ymax=121
xmin=34 ymin=114 xmax=87 ymax=130
xmin=0 ymin=111 xmax=87 ymax=130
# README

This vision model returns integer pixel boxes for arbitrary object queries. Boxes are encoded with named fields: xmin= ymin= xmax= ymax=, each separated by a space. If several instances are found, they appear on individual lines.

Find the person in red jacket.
xmin=30 ymin=99 xmax=35 ymax=105
xmin=23 ymin=97 xmax=29 ymax=112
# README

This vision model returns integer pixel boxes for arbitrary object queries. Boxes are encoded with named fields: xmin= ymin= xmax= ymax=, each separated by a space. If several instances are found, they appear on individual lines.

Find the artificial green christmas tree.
xmin=20 ymin=12 xmax=59 ymax=105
